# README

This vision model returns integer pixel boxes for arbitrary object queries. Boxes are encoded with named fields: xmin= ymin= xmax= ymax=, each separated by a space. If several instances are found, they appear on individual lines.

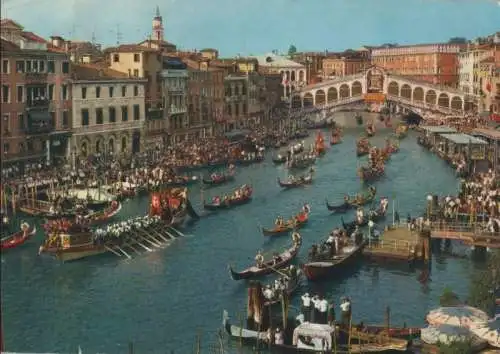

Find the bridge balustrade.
xmin=429 ymin=221 xmax=500 ymax=239
xmin=366 ymin=239 xmax=414 ymax=253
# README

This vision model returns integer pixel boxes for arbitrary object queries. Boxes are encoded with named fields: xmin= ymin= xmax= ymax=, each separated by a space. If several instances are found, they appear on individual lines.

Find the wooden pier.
xmin=362 ymin=225 xmax=429 ymax=263
xmin=428 ymin=221 xmax=500 ymax=249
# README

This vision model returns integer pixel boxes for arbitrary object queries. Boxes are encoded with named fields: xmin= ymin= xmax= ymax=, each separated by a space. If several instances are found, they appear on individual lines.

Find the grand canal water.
xmin=1 ymin=129 xmax=488 ymax=353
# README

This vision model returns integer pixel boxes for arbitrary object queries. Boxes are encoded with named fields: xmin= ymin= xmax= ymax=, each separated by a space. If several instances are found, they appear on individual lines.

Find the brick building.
xmin=0 ymin=20 xmax=72 ymax=170
xmin=322 ymin=51 xmax=371 ymax=78
xmin=371 ymin=43 xmax=462 ymax=86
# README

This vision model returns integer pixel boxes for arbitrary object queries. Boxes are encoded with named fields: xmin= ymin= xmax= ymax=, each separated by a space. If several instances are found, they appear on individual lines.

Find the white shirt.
xmin=301 ymin=295 xmax=311 ymax=307
xmin=264 ymin=289 xmax=274 ymax=299
xmin=340 ymin=301 xmax=351 ymax=312
xmin=313 ymin=298 xmax=321 ymax=310
xmin=319 ymin=299 xmax=328 ymax=312
xmin=275 ymin=331 xmax=284 ymax=345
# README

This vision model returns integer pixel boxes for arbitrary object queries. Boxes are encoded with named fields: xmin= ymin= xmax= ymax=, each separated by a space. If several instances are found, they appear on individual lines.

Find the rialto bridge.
xmin=291 ymin=67 xmax=475 ymax=117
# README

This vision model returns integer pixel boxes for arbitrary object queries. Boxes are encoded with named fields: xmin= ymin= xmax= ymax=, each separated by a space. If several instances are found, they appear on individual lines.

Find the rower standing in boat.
xmin=274 ymin=327 xmax=284 ymax=345
xmin=312 ymin=295 xmax=320 ymax=323
xmin=318 ymin=295 xmax=329 ymax=324
xmin=302 ymin=202 xmax=311 ymax=214
xmin=255 ymin=250 xmax=264 ymax=268
xmin=340 ymin=297 xmax=352 ymax=327
xmin=301 ymin=293 xmax=312 ymax=322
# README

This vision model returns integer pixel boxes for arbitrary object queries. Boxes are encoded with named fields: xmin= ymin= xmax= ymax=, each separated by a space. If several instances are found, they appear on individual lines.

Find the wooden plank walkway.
xmin=429 ymin=222 xmax=500 ymax=248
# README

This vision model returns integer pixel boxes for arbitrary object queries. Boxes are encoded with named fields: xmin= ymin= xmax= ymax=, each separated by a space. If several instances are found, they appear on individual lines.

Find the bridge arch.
xmin=387 ymin=82 xmax=399 ymax=96
xmin=291 ymin=95 xmax=302 ymax=109
xmin=315 ymin=90 xmax=326 ymax=105
xmin=450 ymin=96 xmax=463 ymax=111
xmin=303 ymin=92 xmax=314 ymax=107
xmin=400 ymin=84 xmax=412 ymax=100
xmin=351 ymin=81 xmax=363 ymax=96
xmin=339 ymin=84 xmax=350 ymax=99
xmin=425 ymin=90 xmax=437 ymax=105
xmin=327 ymin=87 xmax=338 ymax=102
xmin=413 ymin=87 xmax=424 ymax=103
xmin=438 ymin=93 xmax=450 ymax=109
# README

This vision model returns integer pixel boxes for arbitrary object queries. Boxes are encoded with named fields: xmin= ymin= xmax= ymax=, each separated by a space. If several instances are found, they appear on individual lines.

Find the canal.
xmin=1 ymin=129 xmax=486 ymax=353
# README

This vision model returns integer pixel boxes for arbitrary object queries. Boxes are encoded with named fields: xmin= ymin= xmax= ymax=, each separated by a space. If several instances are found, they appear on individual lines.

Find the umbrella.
xmin=426 ymin=306 xmax=489 ymax=328
xmin=421 ymin=324 xmax=478 ymax=345
xmin=470 ymin=315 xmax=500 ymax=348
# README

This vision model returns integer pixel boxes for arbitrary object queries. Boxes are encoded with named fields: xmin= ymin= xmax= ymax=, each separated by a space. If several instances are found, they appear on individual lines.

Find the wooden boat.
xmin=203 ymin=185 xmax=253 ymax=211
xmin=262 ymin=273 xmax=302 ymax=307
xmin=330 ymin=135 xmax=342 ymax=145
xmin=228 ymin=240 xmax=301 ymax=280
xmin=302 ymin=241 xmax=366 ymax=281
xmin=359 ymin=324 xmax=421 ymax=340
xmin=277 ymin=175 xmax=313 ymax=189
xmin=366 ymin=126 xmax=375 ymax=137
xmin=272 ymin=154 xmax=287 ymax=164
xmin=223 ymin=311 xmax=408 ymax=353
xmin=233 ymin=155 xmax=264 ymax=166
xmin=262 ymin=212 xmax=309 ymax=236
xmin=86 ymin=201 xmax=122 ymax=225
xmin=1 ymin=223 xmax=37 ymax=251
xmin=358 ymin=165 xmax=384 ymax=181
xmin=356 ymin=139 xmax=371 ymax=157
xmin=347 ymin=188 xmax=377 ymax=207
xmin=395 ymin=124 xmax=408 ymax=139
xmin=315 ymin=132 xmax=326 ymax=156
xmin=325 ymin=200 xmax=351 ymax=213
xmin=202 ymin=172 xmax=235 ymax=186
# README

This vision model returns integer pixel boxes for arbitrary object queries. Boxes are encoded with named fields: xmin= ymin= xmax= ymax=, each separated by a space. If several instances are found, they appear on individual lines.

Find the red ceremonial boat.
xmin=1 ymin=222 xmax=37 ymax=251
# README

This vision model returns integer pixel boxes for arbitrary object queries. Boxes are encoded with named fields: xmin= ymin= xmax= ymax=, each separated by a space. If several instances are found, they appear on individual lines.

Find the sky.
xmin=2 ymin=0 xmax=500 ymax=56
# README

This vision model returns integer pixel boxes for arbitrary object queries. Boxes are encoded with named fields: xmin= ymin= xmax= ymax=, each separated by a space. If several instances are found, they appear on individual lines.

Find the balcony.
xmin=169 ymin=105 xmax=187 ymax=115
xmin=25 ymin=110 xmax=53 ymax=135
xmin=26 ymin=97 xmax=50 ymax=110
xmin=73 ymin=120 xmax=144 ymax=135
xmin=24 ymin=72 xmax=48 ymax=84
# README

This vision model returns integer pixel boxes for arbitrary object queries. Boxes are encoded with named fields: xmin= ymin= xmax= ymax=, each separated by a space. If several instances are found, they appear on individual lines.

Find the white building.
xmin=458 ymin=45 xmax=495 ymax=97
xmin=70 ymin=64 xmax=147 ymax=163
xmin=250 ymin=53 xmax=306 ymax=99
xmin=161 ymin=57 xmax=189 ymax=143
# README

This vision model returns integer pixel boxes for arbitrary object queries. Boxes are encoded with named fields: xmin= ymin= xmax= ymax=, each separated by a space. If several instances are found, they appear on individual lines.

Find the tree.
xmin=288 ymin=44 xmax=297 ymax=56
xmin=448 ymin=37 xmax=467 ymax=44
xmin=468 ymin=250 xmax=500 ymax=316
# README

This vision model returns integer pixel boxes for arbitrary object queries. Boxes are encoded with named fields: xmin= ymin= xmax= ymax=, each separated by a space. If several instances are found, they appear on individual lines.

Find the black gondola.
xmin=325 ymin=200 xmax=351 ymax=213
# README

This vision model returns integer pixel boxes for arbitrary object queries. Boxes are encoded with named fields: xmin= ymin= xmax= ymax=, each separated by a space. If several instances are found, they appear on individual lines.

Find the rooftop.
xmin=421 ymin=125 xmax=458 ymax=134
xmin=439 ymin=133 xmax=488 ymax=145
xmin=472 ymin=128 xmax=500 ymax=141
xmin=139 ymin=38 xmax=176 ymax=47
xmin=72 ymin=63 xmax=145 ymax=81
xmin=104 ymin=44 xmax=159 ymax=53
xmin=21 ymin=31 xmax=46 ymax=43
xmin=250 ymin=53 xmax=304 ymax=68
xmin=0 ymin=38 xmax=21 ymax=52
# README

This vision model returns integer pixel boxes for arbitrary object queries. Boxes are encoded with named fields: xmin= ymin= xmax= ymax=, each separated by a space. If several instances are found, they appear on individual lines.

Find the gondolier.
xmin=255 ymin=251 xmax=264 ymax=268
xmin=318 ymin=295 xmax=329 ymax=324
xmin=340 ymin=297 xmax=352 ymax=326
xmin=292 ymin=232 xmax=301 ymax=246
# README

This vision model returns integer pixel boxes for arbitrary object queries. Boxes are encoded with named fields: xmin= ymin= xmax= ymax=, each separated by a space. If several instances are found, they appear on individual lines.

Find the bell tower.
xmin=152 ymin=5 xmax=164 ymax=42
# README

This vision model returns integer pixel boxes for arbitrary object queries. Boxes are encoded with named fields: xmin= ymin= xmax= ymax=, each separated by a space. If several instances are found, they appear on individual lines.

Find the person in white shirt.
xmin=340 ymin=297 xmax=352 ymax=326
xmin=312 ymin=295 xmax=321 ymax=323
xmin=318 ymin=296 xmax=329 ymax=324
xmin=301 ymin=293 xmax=311 ymax=322
xmin=263 ymin=285 xmax=274 ymax=300
xmin=274 ymin=328 xmax=284 ymax=345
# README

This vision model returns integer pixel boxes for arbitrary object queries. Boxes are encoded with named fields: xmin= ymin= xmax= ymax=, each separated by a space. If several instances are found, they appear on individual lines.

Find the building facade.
xmin=161 ymin=57 xmax=189 ymax=143
xmin=477 ymin=52 xmax=500 ymax=114
xmin=371 ymin=43 xmax=462 ymax=86
xmin=458 ymin=44 xmax=498 ymax=97
xmin=251 ymin=53 xmax=306 ymax=99
xmin=70 ymin=64 xmax=146 ymax=162
xmin=106 ymin=44 xmax=164 ymax=148
xmin=0 ymin=20 xmax=72 ymax=171
xmin=322 ymin=54 xmax=371 ymax=79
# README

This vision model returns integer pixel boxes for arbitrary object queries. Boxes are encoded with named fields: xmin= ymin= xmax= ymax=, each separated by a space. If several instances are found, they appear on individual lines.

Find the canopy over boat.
xmin=293 ymin=322 xmax=334 ymax=349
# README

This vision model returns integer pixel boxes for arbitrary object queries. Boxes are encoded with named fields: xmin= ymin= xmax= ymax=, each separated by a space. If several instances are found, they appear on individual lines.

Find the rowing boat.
xmin=1 ymin=223 xmax=37 ymax=251
xmin=262 ymin=213 xmax=309 ymax=236
xmin=277 ymin=175 xmax=313 ymax=189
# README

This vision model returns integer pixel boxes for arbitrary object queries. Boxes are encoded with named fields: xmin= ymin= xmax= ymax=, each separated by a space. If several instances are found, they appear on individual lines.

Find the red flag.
xmin=486 ymin=81 xmax=492 ymax=92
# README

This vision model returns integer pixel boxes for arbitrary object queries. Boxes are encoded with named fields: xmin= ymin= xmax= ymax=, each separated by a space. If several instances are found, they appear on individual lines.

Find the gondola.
xmin=228 ymin=241 xmax=301 ymax=280
xmin=1 ymin=223 xmax=37 ymax=251
xmin=346 ymin=187 xmax=377 ymax=207
xmin=325 ymin=200 xmax=351 ymax=213
xmin=263 ymin=273 xmax=302 ymax=307
xmin=202 ymin=173 xmax=235 ymax=186
xmin=358 ymin=165 xmax=384 ymax=182
xmin=203 ymin=194 xmax=252 ymax=210
xmin=341 ymin=216 xmax=368 ymax=234
xmin=288 ymin=157 xmax=316 ymax=170
xmin=272 ymin=155 xmax=287 ymax=164
xmin=277 ymin=175 xmax=313 ymax=189
xmin=262 ymin=213 xmax=309 ymax=236
xmin=302 ymin=240 xmax=366 ymax=281
xmin=85 ymin=201 xmax=122 ymax=225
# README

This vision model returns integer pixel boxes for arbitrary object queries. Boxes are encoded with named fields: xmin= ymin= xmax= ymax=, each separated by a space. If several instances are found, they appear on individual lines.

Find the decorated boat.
xmin=358 ymin=165 xmax=384 ymax=182
xmin=277 ymin=174 xmax=313 ymax=189
xmin=342 ymin=199 xmax=389 ymax=233
xmin=1 ymin=222 xmax=37 ymax=251
xmin=203 ymin=184 xmax=253 ymax=210
xmin=287 ymin=155 xmax=316 ymax=170
xmin=326 ymin=186 xmax=377 ymax=212
xmin=202 ymin=169 xmax=235 ymax=186
xmin=366 ymin=123 xmax=376 ymax=137
xmin=85 ymin=200 xmax=122 ymax=225
xmin=395 ymin=124 xmax=408 ymax=139
xmin=262 ymin=270 xmax=302 ymax=307
xmin=303 ymin=240 xmax=366 ymax=281
xmin=262 ymin=212 xmax=309 ymax=236
xmin=356 ymin=138 xmax=371 ymax=157
xmin=315 ymin=131 xmax=326 ymax=156
xmin=384 ymin=139 xmax=400 ymax=154
xmin=233 ymin=154 xmax=265 ymax=166
xmin=228 ymin=234 xmax=302 ymax=280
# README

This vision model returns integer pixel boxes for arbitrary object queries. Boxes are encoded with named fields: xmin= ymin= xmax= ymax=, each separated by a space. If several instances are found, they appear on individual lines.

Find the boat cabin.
xmin=439 ymin=133 xmax=488 ymax=171
xmin=59 ymin=232 xmax=93 ymax=249
xmin=471 ymin=128 xmax=500 ymax=171
xmin=293 ymin=323 xmax=334 ymax=350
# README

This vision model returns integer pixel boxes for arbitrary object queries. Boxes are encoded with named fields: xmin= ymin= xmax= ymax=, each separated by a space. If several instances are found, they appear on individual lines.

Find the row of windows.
xmin=80 ymin=85 xmax=140 ymax=99
xmin=2 ymin=111 xmax=70 ymax=132
xmin=1 ymin=84 xmax=69 ymax=103
xmin=1 ymin=59 xmax=70 ymax=74
xmin=3 ymin=140 xmax=39 ymax=155
xmin=80 ymin=105 xmax=142 ymax=126
xmin=226 ymin=103 xmax=248 ymax=116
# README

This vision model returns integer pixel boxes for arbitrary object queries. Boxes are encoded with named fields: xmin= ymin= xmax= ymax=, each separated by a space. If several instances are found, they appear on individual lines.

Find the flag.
xmin=486 ymin=81 xmax=492 ymax=93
